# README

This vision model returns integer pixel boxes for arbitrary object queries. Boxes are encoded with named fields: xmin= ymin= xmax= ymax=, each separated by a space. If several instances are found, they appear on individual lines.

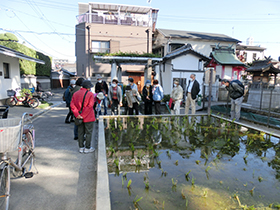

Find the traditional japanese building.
xmin=206 ymin=45 xmax=248 ymax=81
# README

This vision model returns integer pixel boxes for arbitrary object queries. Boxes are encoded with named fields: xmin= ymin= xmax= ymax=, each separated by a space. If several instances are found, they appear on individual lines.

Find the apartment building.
xmin=75 ymin=2 xmax=159 ymax=83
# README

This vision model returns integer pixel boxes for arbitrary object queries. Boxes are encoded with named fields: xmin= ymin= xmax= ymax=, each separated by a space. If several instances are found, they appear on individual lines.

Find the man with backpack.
xmin=221 ymin=79 xmax=244 ymax=122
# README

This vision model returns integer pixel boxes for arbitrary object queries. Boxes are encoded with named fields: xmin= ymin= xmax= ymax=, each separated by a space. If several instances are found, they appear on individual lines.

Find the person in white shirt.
xmin=185 ymin=74 xmax=200 ymax=114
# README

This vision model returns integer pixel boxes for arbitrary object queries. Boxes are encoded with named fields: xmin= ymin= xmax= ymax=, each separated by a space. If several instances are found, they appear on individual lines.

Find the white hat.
xmin=70 ymin=80 xmax=76 ymax=85
xmin=97 ymin=92 xmax=104 ymax=100
xmin=96 ymin=74 xmax=102 ymax=79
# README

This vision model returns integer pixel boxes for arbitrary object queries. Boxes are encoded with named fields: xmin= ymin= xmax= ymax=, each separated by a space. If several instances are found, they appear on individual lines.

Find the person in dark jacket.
xmin=221 ymin=79 xmax=244 ymax=121
xmin=71 ymin=77 xmax=85 ymax=140
xmin=95 ymin=74 xmax=108 ymax=115
xmin=185 ymin=74 xmax=200 ymax=114
xmin=64 ymin=79 xmax=76 ymax=123
xmin=142 ymin=80 xmax=153 ymax=115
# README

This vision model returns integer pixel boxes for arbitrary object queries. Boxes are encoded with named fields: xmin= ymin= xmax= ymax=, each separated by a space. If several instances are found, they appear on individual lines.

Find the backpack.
xmin=231 ymin=80 xmax=244 ymax=95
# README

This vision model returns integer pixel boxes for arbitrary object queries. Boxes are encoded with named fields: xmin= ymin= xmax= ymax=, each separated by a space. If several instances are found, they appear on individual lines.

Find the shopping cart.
xmin=0 ymin=117 xmax=22 ymax=153
xmin=0 ymin=105 xmax=9 ymax=119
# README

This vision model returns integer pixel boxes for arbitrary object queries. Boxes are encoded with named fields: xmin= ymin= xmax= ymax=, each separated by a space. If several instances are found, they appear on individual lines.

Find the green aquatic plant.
xmin=172 ymin=178 xmax=178 ymax=187
xmin=185 ymin=198 xmax=188 ymax=208
xmin=123 ymin=172 xmax=127 ymax=179
xmin=249 ymin=187 xmax=255 ymax=196
xmin=133 ymin=195 xmax=143 ymax=206
xmin=181 ymin=189 xmax=186 ymax=199
xmin=195 ymin=160 xmax=201 ymax=165
xmin=191 ymin=177 xmax=196 ymax=186
xmin=144 ymin=180 xmax=149 ymax=189
xmin=162 ymin=201 xmax=165 ymax=209
xmin=153 ymin=149 xmax=161 ymax=158
xmin=185 ymin=170 xmax=191 ymax=180
xmin=203 ymin=190 xmax=208 ymax=197
xmin=114 ymin=158 xmax=119 ymax=167
xmin=258 ymin=176 xmax=263 ymax=182
xmin=175 ymin=160 xmax=179 ymax=166
xmin=167 ymin=150 xmax=171 ymax=158
xmin=129 ymin=143 xmax=135 ymax=152
xmin=127 ymin=179 xmax=132 ymax=189
xmin=143 ymin=172 xmax=148 ymax=181
xmin=205 ymin=166 xmax=211 ymax=172
xmin=121 ymin=176 xmax=124 ymax=187
xmin=136 ymin=159 xmax=141 ymax=166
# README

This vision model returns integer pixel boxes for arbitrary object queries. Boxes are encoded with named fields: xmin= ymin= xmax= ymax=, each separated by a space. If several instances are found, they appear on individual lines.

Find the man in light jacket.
xmin=185 ymin=74 xmax=200 ymax=115
xmin=170 ymin=79 xmax=183 ymax=115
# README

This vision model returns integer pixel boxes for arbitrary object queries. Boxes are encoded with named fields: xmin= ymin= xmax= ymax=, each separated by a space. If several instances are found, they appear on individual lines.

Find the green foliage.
xmin=20 ymin=88 xmax=32 ymax=97
xmin=95 ymin=51 xmax=161 ymax=58
xmin=0 ymin=33 xmax=52 ymax=76
xmin=0 ymin=33 xmax=19 ymax=42
xmin=162 ymin=94 xmax=170 ymax=103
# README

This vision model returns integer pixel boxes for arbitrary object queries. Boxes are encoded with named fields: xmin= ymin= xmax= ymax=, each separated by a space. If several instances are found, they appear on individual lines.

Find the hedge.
xmin=0 ymin=33 xmax=52 ymax=76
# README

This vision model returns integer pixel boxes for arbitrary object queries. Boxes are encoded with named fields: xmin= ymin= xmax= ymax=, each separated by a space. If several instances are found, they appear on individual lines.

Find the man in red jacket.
xmin=71 ymin=80 xmax=95 ymax=153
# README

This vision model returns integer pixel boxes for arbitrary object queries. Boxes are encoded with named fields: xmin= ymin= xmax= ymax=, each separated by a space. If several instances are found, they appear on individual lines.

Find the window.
xmin=92 ymin=41 xmax=110 ymax=53
xmin=252 ymin=53 xmax=257 ymax=60
xmin=3 ymin=63 xmax=10 ymax=79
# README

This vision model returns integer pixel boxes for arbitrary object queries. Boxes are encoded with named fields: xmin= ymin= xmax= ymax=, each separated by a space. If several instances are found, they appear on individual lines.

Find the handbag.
xmin=74 ymin=91 xmax=88 ymax=126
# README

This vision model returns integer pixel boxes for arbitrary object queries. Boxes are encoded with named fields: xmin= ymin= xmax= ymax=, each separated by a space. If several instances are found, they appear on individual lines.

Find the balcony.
xmin=76 ymin=13 xmax=150 ymax=27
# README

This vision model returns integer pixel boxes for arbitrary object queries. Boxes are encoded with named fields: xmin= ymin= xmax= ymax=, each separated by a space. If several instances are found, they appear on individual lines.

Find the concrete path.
xmin=5 ymin=89 xmax=97 ymax=210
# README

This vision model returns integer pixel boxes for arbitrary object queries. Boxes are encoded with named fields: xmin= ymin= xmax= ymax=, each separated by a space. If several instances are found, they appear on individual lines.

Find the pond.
xmin=104 ymin=116 xmax=280 ymax=210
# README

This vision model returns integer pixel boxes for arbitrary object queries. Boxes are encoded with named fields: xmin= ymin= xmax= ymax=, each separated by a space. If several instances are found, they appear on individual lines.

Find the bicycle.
xmin=6 ymin=88 xmax=40 ymax=108
xmin=29 ymin=87 xmax=54 ymax=102
xmin=0 ymin=113 xmax=37 ymax=209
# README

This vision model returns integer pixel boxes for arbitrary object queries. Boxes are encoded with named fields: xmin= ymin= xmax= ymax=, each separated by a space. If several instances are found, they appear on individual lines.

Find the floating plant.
xmin=205 ymin=166 xmax=211 ymax=172
xmin=195 ymin=160 xmax=201 ymax=165
xmin=185 ymin=170 xmax=191 ymax=180
xmin=175 ymin=160 xmax=179 ymax=166
xmin=258 ymin=176 xmax=263 ymax=182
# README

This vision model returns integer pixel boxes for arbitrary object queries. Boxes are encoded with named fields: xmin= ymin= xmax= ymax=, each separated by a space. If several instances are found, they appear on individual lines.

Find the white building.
xmin=0 ymin=45 xmax=44 ymax=104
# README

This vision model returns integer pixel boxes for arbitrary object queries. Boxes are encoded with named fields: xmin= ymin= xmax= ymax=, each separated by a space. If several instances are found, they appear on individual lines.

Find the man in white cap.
xmin=170 ymin=79 xmax=183 ymax=115
xmin=95 ymin=74 xmax=108 ymax=115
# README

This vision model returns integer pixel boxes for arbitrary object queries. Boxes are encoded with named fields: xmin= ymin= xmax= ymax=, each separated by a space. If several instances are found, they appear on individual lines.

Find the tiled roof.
xmin=163 ymin=44 xmax=211 ymax=61
xmin=211 ymin=46 xmax=247 ymax=67
xmin=157 ymin=28 xmax=240 ymax=43
xmin=246 ymin=58 xmax=280 ymax=74
xmin=0 ymin=45 xmax=45 ymax=64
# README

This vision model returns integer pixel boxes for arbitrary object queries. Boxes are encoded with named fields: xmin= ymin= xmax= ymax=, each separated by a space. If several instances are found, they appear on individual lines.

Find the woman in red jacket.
xmin=71 ymin=80 xmax=95 ymax=154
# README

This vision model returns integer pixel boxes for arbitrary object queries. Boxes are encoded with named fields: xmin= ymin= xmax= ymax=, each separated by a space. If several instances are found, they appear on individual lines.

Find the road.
xmin=8 ymin=104 xmax=97 ymax=210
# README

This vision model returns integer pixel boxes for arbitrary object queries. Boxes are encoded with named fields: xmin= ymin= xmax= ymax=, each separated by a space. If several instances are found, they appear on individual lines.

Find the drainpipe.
xmin=86 ymin=25 xmax=91 ymax=79
xmin=145 ymin=29 xmax=149 ymax=53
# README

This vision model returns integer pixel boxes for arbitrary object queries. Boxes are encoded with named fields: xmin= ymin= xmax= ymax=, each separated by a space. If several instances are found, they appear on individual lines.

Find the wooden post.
xmin=207 ymin=68 xmax=213 ymax=116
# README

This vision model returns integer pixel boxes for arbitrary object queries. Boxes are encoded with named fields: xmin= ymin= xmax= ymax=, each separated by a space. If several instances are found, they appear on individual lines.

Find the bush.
xmin=0 ymin=33 xmax=52 ymax=76
xmin=0 ymin=33 xmax=18 ymax=42
xmin=162 ymin=94 xmax=170 ymax=103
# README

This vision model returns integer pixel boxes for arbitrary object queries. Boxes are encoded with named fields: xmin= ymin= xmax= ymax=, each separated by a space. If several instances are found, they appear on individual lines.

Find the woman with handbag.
xmin=71 ymin=80 xmax=95 ymax=154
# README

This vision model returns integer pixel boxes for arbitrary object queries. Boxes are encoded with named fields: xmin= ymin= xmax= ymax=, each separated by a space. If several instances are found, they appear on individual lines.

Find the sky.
xmin=1 ymin=0 xmax=280 ymax=63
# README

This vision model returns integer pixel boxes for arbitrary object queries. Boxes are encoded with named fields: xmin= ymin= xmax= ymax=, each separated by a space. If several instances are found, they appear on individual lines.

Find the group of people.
xmin=62 ymin=74 xmax=244 ymax=154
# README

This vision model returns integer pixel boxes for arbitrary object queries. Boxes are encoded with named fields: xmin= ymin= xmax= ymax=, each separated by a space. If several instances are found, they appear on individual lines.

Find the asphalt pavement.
xmin=5 ymin=88 xmax=97 ymax=210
